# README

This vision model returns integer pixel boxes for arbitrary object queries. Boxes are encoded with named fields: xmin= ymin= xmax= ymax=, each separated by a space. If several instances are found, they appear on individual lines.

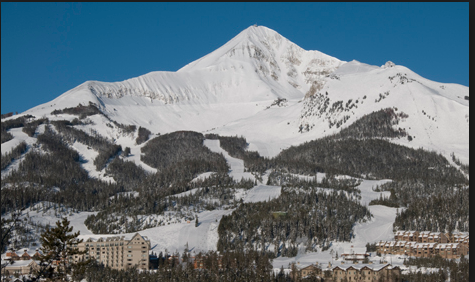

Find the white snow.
xmin=1 ymin=127 xmax=38 ymax=179
xmin=241 ymin=185 xmax=282 ymax=203
xmin=203 ymin=139 xmax=256 ymax=182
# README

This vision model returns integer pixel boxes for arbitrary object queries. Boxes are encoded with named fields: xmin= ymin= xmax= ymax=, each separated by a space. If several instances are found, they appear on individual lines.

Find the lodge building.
xmin=72 ymin=233 xmax=150 ymax=270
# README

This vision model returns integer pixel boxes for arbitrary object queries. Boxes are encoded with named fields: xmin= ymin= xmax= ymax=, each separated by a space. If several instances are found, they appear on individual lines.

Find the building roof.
xmin=78 ymin=233 xmax=149 ymax=243
xmin=434 ymin=243 xmax=461 ymax=250
xmin=1 ymin=259 xmax=39 ymax=268
xmin=342 ymin=247 xmax=367 ymax=255
xmin=329 ymin=263 xmax=396 ymax=272
xmin=395 ymin=230 xmax=418 ymax=235
xmin=296 ymin=264 xmax=317 ymax=270
xmin=414 ymin=243 xmax=437 ymax=248
xmin=404 ymin=241 xmax=417 ymax=247
xmin=342 ymin=255 xmax=367 ymax=260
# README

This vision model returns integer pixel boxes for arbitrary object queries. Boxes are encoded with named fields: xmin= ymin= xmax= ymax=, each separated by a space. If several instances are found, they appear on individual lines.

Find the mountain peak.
xmin=177 ymin=25 xmax=288 ymax=73
xmin=238 ymin=24 xmax=282 ymax=41
xmin=178 ymin=25 xmax=342 ymax=97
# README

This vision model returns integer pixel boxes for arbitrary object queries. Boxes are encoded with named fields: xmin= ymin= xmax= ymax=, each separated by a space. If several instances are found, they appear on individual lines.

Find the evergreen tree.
xmin=36 ymin=217 xmax=85 ymax=281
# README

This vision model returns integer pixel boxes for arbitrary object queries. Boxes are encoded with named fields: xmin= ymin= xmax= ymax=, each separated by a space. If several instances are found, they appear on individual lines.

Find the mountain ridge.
xmin=5 ymin=25 xmax=469 ymax=163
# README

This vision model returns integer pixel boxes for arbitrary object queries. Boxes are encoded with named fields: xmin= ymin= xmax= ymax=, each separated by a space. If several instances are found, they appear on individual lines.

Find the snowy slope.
xmin=1 ymin=127 xmax=38 ymax=179
xmin=298 ymin=60 xmax=469 ymax=162
xmin=203 ymin=139 xmax=256 ymax=182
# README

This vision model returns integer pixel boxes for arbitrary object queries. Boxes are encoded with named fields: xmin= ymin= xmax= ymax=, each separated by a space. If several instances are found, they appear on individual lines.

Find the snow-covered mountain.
xmin=1 ymin=26 xmax=469 ymax=275
xmin=14 ymin=25 xmax=470 ymax=163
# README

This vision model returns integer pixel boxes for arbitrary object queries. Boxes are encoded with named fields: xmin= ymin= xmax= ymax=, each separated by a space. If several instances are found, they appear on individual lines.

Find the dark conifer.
xmin=36 ymin=217 xmax=86 ymax=281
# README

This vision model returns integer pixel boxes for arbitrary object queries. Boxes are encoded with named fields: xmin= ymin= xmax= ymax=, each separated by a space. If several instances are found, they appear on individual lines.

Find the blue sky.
xmin=1 ymin=2 xmax=468 ymax=114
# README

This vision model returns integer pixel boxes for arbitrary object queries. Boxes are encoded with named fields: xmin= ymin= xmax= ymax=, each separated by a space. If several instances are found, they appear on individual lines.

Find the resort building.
xmin=377 ymin=230 xmax=469 ymax=258
xmin=291 ymin=262 xmax=401 ymax=282
xmin=72 ymin=233 xmax=151 ymax=270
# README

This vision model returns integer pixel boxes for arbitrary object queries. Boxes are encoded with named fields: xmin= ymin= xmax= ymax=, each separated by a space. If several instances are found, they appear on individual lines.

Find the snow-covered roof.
xmin=418 ymin=231 xmax=431 ymax=237
xmin=329 ymin=263 xmax=396 ymax=272
xmin=78 ymin=233 xmax=150 ymax=245
xmin=295 ymin=263 xmax=316 ymax=270
xmin=453 ymin=233 xmax=469 ymax=238
xmin=414 ymin=243 xmax=437 ymax=248
xmin=342 ymin=247 xmax=367 ymax=255
xmin=434 ymin=243 xmax=461 ymax=250
xmin=1 ymin=259 xmax=39 ymax=267
xmin=342 ymin=255 xmax=366 ymax=260
xmin=395 ymin=230 xmax=418 ymax=235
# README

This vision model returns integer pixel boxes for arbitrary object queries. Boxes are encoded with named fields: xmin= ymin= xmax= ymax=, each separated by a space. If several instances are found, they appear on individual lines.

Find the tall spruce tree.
xmin=36 ymin=217 xmax=85 ymax=281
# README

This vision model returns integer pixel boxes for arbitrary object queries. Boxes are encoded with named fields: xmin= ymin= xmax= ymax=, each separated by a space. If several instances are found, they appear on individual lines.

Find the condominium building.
xmin=329 ymin=264 xmax=401 ymax=282
xmin=377 ymin=230 xmax=469 ymax=259
xmin=291 ymin=262 xmax=401 ymax=282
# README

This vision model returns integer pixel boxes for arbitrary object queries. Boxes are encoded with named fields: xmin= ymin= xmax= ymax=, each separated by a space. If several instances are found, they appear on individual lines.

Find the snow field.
xmin=242 ymin=185 xmax=282 ymax=203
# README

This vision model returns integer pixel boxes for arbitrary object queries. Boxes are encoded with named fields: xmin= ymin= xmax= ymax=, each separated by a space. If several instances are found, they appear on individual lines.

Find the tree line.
xmin=401 ymin=255 xmax=469 ymax=282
